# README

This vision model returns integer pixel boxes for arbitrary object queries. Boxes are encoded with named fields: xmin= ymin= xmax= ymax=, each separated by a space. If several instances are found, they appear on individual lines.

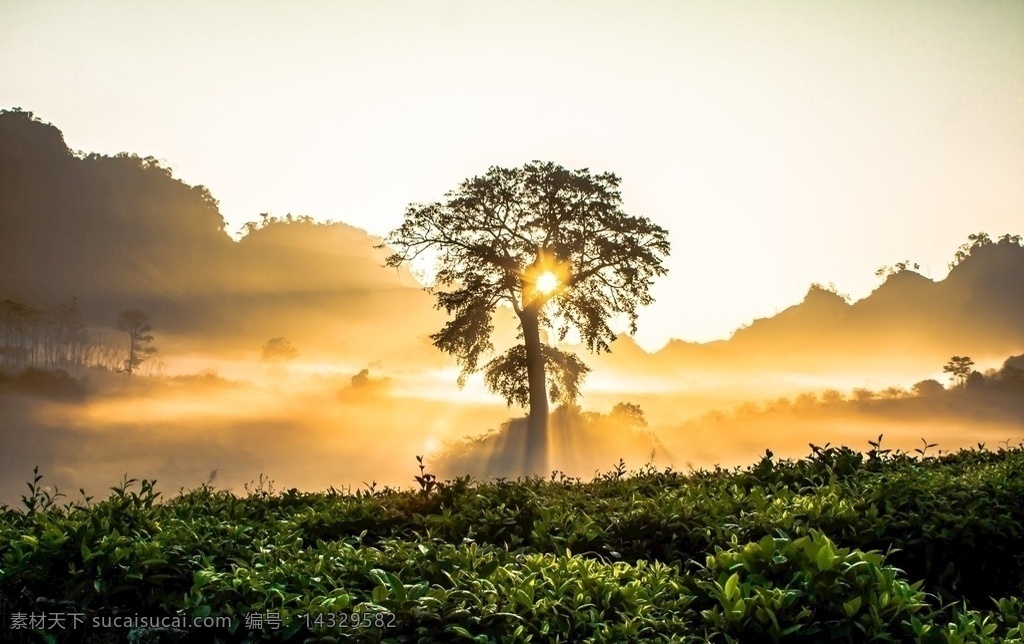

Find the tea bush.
xmin=2 ymin=441 xmax=1023 ymax=642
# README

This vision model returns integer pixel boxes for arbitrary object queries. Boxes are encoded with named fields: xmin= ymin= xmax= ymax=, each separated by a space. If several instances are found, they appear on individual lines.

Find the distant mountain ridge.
xmin=593 ymin=237 xmax=1024 ymax=376
xmin=2 ymin=108 xmax=1021 ymax=375
xmin=0 ymin=109 xmax=440 ymax=363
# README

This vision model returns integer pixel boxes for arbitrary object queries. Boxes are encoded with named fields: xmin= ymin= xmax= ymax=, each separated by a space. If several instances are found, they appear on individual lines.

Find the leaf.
xmin=816 ymin=541 xmax=835 ymax=571
xmin=477 ymin=559 xmax=500 ymax=577
xmin=447 ymin=625 xmax=476 ymax=640
xmin=724 ymin=572 xmax=740 ymax=601
xmin=844 ymin=597 xmax=862 ymax=617
xmin=386 ymin=571 xmax=406 ymax=602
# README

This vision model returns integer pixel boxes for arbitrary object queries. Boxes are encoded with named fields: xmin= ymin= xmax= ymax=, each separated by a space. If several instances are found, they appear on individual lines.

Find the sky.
xmin=2 ymin=0 xmax=1022 ymax=351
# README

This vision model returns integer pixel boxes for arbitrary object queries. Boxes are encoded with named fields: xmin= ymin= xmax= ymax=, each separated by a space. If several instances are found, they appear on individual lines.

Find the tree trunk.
xmin=520 ymin=309 xmax=549 ymax=475
xmin=126 ymin=331 xmax=137 ymax=377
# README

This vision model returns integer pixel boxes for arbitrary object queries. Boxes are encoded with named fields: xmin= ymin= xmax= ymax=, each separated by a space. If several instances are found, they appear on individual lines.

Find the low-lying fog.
xmin=3 ymin=357 xmax=1022 ymax=507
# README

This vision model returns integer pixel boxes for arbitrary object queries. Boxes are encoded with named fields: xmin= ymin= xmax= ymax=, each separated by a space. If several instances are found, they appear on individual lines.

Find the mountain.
xmin=0 ymin=108 xmax=441 ymax=364
xmin=589 ymin=239 xmax=1024 ymax=377
xmin=2 ymin=108 xmax=1021 ymax=378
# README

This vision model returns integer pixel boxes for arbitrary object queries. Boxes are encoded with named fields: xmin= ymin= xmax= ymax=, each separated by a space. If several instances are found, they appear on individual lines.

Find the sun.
xmin=535 ymin=271 xmax=560 ymax=294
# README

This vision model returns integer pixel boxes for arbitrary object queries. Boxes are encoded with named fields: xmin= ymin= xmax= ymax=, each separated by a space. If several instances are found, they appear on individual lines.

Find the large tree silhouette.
xmin=383 ymin=161 xmax=670 ymax=473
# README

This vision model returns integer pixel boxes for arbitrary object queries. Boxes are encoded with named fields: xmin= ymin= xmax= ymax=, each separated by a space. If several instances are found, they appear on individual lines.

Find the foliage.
xmin=237 ymin=212 xmax=319 ymax=237
xmin=948 ymin=232 xmax=1023 ymax=269
xmin=381 ymin=161 xmax=671 ymax=413
xmin=0 ymin=367 xmax=87 ymax=400
xmin=913 ymin=379 xmax=946 ymax=397
xmin=874 ymin=260 xmax=920 ymax=280
xmin=0 ymin=298 xmax=99 ymax=374
xmin=482 ymin=344 xmax=590 ymax=407
xmin=260 ymin=338 xmax=299 ymax=364
xmin=3 ymin=442 xmax=1024 ymax=642
xmin=609 ymin=402 xmax=648 ymax=429
xmin=116 ymin=309 xmax=157 ymax=377
xmin=807 ymin=282 xmax=851 ymax=302
xmin=945 ymin=356 xmax=976 ymax=387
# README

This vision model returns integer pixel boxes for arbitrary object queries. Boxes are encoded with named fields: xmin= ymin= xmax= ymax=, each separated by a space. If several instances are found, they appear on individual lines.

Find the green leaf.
xmin=816 ymin=541 xmax=835 ymax=571
xmin=477 ymin=559 xmax=500 ymax=577
xmin=372 ymin=585 xmax=388 ymax=603
xmin=386 ymin=572 xmax=405 ymax=602
xmin=844 ymin=597 xmax=862 ymax=617
xmin=724 ymin=572 xmax=740 ymax=601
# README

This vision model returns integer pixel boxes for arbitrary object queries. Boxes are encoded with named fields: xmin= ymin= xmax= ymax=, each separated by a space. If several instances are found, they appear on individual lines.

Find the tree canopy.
xmin=944 ymin=356 xmax=975 ymax=387
xmin=260 ymin=337 xmax=299 ymax=364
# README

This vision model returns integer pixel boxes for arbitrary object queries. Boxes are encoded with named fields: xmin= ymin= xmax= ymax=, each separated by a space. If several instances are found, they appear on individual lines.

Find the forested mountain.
xmin=2 ymin=108 xmax=1021 ymax=377
xmin=592 ymin=236 xmax=1024 ymax=376
xmin=0 ymin=109 xmax=441 ymax=364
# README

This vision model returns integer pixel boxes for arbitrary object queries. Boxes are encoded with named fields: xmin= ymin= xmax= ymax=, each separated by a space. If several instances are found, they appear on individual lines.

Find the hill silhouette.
xmin=2 ymin=108 xmax=1021 ymax=379
xmin=589 ymin=238 xmax=1024 ymax=378
xmin=0 ymin=108 xmax=441 ymax=364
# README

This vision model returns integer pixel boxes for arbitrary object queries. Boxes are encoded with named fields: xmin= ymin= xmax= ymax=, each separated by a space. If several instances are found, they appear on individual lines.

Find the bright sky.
xmin=2 ymin=0 xmax=1022 ymax=351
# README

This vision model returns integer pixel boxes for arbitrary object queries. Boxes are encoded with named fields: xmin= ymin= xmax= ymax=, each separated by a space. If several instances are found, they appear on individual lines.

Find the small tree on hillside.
xmin=116 ymin=309 xmax=156 ymax=377
xmin=948 ymin=232 xmax=996 ymax=269
xmin=874 ymin=260 xmax=919 ymax=281
xmin=943 ymin=356 xmax=975 ymax=387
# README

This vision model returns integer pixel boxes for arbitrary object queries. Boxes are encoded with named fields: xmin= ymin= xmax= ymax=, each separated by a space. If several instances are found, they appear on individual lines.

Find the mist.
xmin=0 ymin=367 xmax=511 ymax=504
xmin=5 ymin=350 xmax=1021 ymax=508
xmin=1 ymin=109 xmax=1023 ymax=507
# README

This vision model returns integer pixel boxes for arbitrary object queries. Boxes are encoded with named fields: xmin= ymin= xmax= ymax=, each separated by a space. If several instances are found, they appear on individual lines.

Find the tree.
xmin=912 ymin=379 xmax=945 ymax=397
xmin=382 ymin=161 xmax=670 ymax=473
xmin=852 ymin=388 xmax=876 ymax=403
xmin=874 ymin=260 xmax=919 ymax=281
xmin=949 ymin=232 xmax=994 ymax=269
xmin=943 ymin=356 xmax=974 ymax=387
xmin=45 ymin=298 xmax=87 ymax=373
xmin=880 ymin=386 xmax=907 ymax=400
xmin=609 ymin=402 xmax=648 ymax=430
xmin=116 ymin=309 xmax=156 ymax=377
xmin=965 ymin=370 xmax=986 ymax=391
xmin=794 ymin=391 xmax=819 ymax=410
xmin=821 ymin=389 xmax=845 ymax=405
xmin=260 ymin=337 xmax=299 ymax=364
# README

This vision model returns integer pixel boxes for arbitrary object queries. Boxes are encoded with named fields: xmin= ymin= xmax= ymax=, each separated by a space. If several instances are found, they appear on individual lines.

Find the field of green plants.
xmin=2 ymin=438 xmax=1023 ymax=643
